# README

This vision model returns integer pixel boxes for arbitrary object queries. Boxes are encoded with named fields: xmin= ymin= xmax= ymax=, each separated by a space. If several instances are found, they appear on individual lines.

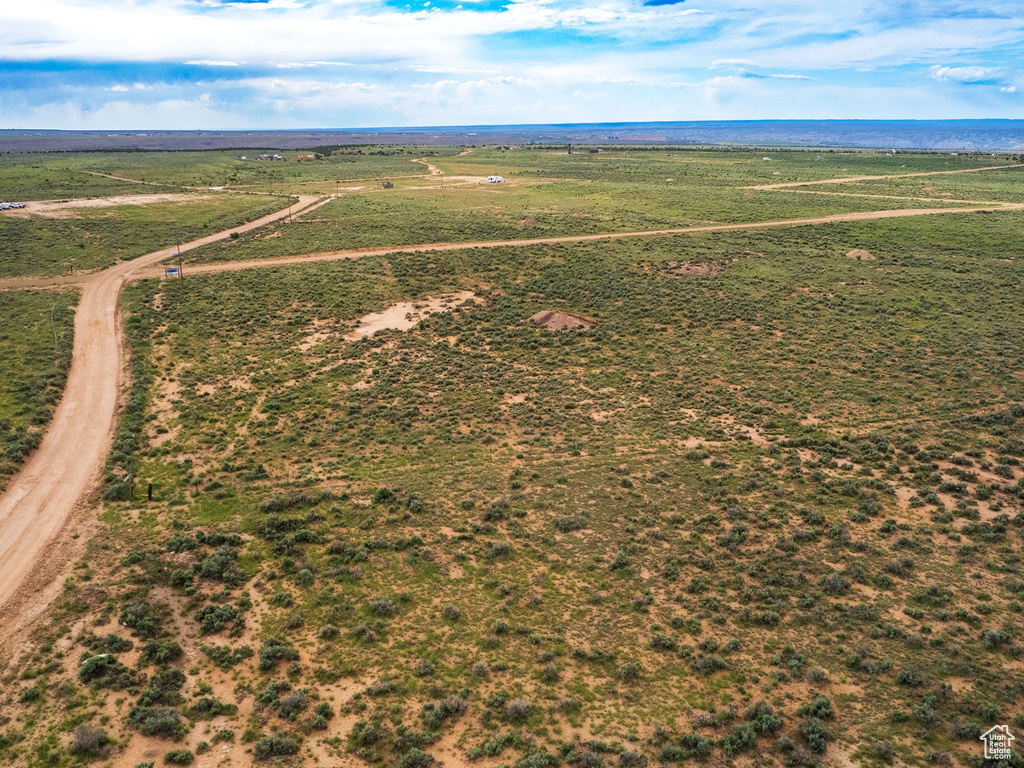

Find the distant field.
xmin=0 ymin=192 xmax=291 ymax=277
xmin=444 ymin=146 xmax=1013 ymax=184
xmin=183 ymin=148 xmax=988 ymax=265
xmin=0 ymin=289 xmax=76 ymax=491
xmin=0 ymin=156 xmax=152 ymax=201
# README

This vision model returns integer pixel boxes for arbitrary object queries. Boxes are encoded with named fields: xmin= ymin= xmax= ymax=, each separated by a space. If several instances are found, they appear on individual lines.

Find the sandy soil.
xmin=345 ymin=291 xmax=477 ymax=339
xmin=0 ymin=194 xmax=321 ymax=654
xmin=1 ymin=192 xmax=218 ymax=218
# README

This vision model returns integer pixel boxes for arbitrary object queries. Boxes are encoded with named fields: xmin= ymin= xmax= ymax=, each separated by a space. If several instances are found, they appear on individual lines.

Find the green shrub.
xmin=253 ymin=734 xmax=299 ymax=760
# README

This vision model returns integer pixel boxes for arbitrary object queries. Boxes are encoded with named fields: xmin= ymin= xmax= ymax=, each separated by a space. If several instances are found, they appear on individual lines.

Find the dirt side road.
xmin=0 ymin=195 xmax=321 ymax=653
xmin=744 ymin=163 xmax=1022 ymax=190
xmin=126 ymin=202 xmax=1024 ymax=280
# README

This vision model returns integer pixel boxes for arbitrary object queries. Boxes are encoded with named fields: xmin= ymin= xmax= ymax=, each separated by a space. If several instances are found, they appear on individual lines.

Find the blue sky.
xmin=1 ymin=0 xmax=1022 ymax=129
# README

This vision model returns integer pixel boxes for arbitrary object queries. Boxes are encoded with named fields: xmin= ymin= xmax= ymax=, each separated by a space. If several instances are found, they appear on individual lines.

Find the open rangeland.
xmin=0 ymin=147 xmax=1022 ymax=768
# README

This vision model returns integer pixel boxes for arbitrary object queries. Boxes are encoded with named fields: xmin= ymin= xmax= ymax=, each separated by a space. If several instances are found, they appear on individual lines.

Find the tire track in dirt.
xmin=411 ymin=158 xmax=443 ymax=175
xmin=83 ymin=170 xmax=167 ymax=186
xmin=0 ymin=195 xmax=322 ymax=656
xmin=743 ymin=163 xmax=1022 ymax=190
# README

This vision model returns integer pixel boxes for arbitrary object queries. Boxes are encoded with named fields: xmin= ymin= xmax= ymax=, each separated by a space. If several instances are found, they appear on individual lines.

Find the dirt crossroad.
xmin=123 ymin=202 xmax=1024 ymax=279
xmin=0 ymin=195 xmax=320 ymax=650
xmin=1 ymin=183 xmax=1023 ymax=652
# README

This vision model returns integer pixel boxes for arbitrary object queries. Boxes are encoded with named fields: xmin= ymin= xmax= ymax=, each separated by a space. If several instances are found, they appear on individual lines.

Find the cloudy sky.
xmin=2 ymin=0 xmax=1022 ymax=129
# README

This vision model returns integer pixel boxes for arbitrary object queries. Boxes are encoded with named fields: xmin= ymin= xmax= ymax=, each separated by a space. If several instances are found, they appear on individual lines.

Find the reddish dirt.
xmin=528 ymin=310 xmax=595 ymax=330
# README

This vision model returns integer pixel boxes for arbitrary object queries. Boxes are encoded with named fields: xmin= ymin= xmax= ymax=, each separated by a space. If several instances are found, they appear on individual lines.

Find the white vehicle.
xmin=487 ymin=175 xmax=504 ymax=183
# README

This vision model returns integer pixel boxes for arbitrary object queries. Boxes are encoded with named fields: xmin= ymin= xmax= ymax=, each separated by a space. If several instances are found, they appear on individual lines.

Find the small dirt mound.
xmin=664 ymin=261 xmax=724 ymax=277
xmin=846 ymin=249 xmax=877 ymax=260
xmin=528 ymin=311 xmax=595 ymax=331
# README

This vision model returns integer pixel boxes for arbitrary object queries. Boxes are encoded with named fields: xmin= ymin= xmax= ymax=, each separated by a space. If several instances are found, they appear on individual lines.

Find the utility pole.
xmin=49 ymin=302 xmax=59 ymax=355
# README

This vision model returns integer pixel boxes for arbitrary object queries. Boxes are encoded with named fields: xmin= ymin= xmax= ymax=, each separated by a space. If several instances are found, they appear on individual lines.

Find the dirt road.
xmin=83 ymin=170 xmax=168 ymax=186
xmin=744 ymin=163 xmax=1021 ymax=190
xmin=411 ymin=158 xmax=443 ymax=175
xmin=0 ymin=195 xmax=321 ymax=650
xmin=122 ymin=201 xmax=1024 ymax=280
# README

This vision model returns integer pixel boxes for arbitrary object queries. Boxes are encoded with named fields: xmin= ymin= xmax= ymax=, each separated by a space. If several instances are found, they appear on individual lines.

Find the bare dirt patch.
xmin=4 ymin=193 xmax=217 ymax=219
xmin=846 ymin=248 xmax=877 ymax=260
xmin=298 ymin=318 xmax=336 ymax=352
xmin=527 ymin=310 xmax=596 ymax=330
xmin=345 ymin=290 xmax=477 ymax=340
xmin=663 ymin=260 xmax=725 ymax=277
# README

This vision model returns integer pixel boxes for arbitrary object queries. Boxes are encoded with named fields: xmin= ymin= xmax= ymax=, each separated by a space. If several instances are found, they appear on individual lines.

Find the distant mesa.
xmin=846 ymin=249 xmax=877 ymax=260
xmin=528 ymin=310 xmax=595 ymax=331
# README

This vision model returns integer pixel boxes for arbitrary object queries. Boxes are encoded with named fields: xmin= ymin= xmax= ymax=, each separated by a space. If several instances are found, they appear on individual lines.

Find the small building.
xmin=239 ymin=156 xmax=247 ymax=161
xmin=487 ymin=175 xmax=504 ymax=183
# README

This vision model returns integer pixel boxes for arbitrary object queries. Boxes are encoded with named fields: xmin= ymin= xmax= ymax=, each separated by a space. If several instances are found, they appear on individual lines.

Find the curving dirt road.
xmin=411 ymin=158 xmax=444 ymax=175
xmin=1 ymin=187 xmax=1023 ymax=652
xmin=0 ymin=195 xmax=321 ymax=650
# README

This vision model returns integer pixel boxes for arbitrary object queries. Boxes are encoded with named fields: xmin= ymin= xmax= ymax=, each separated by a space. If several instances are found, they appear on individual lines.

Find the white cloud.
xmin=928 ymin=65 xmax=999 ymax=83
xmin=4 ymin=0 xmax=1024 ymax=127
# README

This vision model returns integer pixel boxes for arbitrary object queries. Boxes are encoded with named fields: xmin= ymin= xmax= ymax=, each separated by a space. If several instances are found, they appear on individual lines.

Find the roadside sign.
xmin=165 ymin=267 xmax=180 ymax=276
